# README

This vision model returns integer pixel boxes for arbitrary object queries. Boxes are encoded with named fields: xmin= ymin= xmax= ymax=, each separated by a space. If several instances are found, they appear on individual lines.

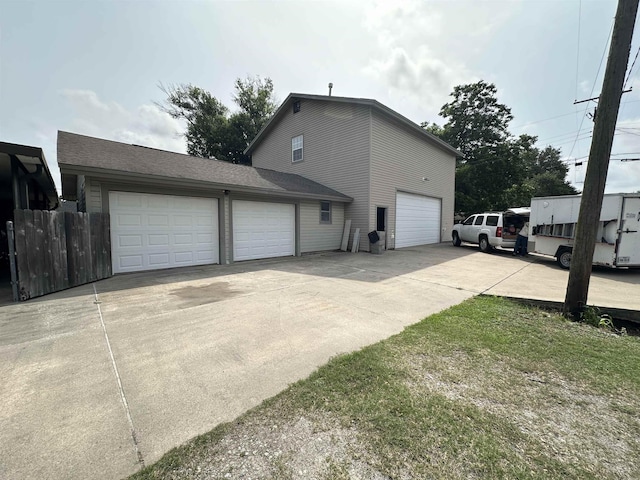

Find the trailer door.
xmin=616 ymin=197 xmax=640 ymax=267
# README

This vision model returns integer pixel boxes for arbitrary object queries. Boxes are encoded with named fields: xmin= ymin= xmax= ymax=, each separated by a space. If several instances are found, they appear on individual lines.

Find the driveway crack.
xmin=92 ymin=284 xmax=145 ymax=468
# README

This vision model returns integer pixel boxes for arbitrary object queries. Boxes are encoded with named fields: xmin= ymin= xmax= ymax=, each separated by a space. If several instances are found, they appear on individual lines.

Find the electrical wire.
xmin=511 ymin=111 xmax=583 ymax=130
xmin=615 ymin=128 xmax=640 ymax=137
xmin=575 ymin=0 xmax=582 ymax=101
xmin=567 ymin=18 xmax=615 ymax=160
xmin=537 ymin=128 xmax=593 ymax=144
xmin=624 ymin=45 xmax=640 ymax=89
xmin=548 ymin=135 xmax=594 ymax=148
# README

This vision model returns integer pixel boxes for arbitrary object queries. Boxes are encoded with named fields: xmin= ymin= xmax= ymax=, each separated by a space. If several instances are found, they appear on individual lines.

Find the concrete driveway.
xmin=1 ymin=244 xmax=638 ymax=479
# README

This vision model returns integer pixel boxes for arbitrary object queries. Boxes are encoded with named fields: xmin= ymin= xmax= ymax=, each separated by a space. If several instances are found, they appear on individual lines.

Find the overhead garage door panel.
xmin=110 ymin=192 xmax=219 ymax=273
xmin=395 ymin=192 xmax=441 ymax=248
xmin=233 ymin=200 xmax=295 ymax=261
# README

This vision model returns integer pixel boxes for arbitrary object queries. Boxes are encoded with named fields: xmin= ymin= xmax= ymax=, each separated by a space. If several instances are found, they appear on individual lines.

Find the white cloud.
xmin=362 ymin=1 xmax=471 ymax=112
xmin=361 ymin=0 xmax=520 ymax=116
xmin=364 ymin=46 xmax=471 ymax=111
xmin=60 ymin=89 xmax=186 ymax=153
xmin=35 ymin=89 xmax=188 ymax=195
xmin=578 ymin=80 xmax=591 ymax=96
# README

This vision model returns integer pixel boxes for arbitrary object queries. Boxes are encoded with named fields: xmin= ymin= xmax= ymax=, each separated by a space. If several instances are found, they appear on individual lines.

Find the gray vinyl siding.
xmin=370 ymin=111 xmax=456 ymax=249
xmin=299 ymin=200 xmax=345 ymax=253
xmin=85 ymin=177 xmax=102 ymax=213
xmin=251 ymin=99 xmax=370 ymax=250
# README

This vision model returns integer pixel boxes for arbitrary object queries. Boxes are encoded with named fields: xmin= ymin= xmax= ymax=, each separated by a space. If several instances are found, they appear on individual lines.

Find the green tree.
xmin=420 ymin=122 xmax=445 ymax=138
xmin=159 ymin=76 xmax=276 ymax=165
xmin=439 ymin=81 xmax=513 ymax=162
xmin=427 ymin=81 xmax=577 ymax=215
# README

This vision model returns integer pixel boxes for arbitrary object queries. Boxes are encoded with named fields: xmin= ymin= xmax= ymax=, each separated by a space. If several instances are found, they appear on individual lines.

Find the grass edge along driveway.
xmin=130 ymin=297 xmax=640 ymax=480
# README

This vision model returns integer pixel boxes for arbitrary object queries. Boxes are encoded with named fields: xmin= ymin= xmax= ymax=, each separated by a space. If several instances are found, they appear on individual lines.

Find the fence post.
xmin=6 ymin=221 xmax=19 ymax=302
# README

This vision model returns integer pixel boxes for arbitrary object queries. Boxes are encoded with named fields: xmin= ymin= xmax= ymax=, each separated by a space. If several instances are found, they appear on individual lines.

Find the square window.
xmin=320 ymin=201 xmax=331 ymax=224
xmin=292 ymin=135 xmax=303 ymax=162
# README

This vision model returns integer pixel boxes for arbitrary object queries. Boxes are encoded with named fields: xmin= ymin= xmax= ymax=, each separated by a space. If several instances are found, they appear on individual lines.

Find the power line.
xmin=575 ymin=0 xmax=583 ymax=101
xmin=568 ymin=18 xmax=615 ymax=159
xmin=616 ymin=127 xmax=640 ymax=136
xmin=537 ymin=128 xmax=593 ymax=144
xmin=511 ymin=111 xmax=582 ymax=130
xmin=624 ymin=45 xmax=640 ymax=88
xmin=512 ymin=100 xmax=640 ymax=134
xmin=549 ymin=134 xmax=594 ymax=148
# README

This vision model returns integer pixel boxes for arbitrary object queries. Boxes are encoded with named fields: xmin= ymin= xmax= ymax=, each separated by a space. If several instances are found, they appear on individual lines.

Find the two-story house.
xmin=246 ymin=93 xmax=460 ymax=251
xmin=58 ymin=93 xmax=459 ymax=274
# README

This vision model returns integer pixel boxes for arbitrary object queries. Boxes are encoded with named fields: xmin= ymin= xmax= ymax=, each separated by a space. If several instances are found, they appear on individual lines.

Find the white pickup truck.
xmin=452 ymin=208 xmax=530 ymax=252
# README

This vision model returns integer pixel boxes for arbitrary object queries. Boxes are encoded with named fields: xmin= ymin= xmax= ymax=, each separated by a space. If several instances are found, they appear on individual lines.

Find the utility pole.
xmin=564 ymin=0 xmax=639 ymax=318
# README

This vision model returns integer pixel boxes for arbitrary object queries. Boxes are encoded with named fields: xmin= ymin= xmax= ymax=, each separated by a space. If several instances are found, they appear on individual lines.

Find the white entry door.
xmin=109 ymin=191 xmax=219 ymax=273
xmin=232 ymin=200 xmax=295 ymax=261
xmin=395 ymin=192 xmax=441 ymax=248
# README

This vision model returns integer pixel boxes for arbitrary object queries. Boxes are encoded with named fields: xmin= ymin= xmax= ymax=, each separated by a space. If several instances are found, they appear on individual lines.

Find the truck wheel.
xmin=557 ymin=250 xmax=572 ymax=269
xmin=452 ymin=232 xmax=461 ymax=247
xmin=479 ymin=236 xmax=492 ymax=253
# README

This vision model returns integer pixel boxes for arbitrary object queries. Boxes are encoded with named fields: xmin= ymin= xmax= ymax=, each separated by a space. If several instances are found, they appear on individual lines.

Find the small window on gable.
xmin=292 ymin=135 xmax=303 ymax=162
xmin=320 ymin=201 xmax=331 ymax=224
xmin=293 ymin=100 xmax=301 ymax=113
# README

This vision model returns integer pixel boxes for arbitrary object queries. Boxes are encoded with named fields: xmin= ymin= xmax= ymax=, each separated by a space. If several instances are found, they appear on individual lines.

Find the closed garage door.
xmin=233 ymin=200 xmax=295 ymax=261
xmin=395 ymin=192 xmax=441 ymax=248
xmin=109 ymin=191 xmax=219 ymax=273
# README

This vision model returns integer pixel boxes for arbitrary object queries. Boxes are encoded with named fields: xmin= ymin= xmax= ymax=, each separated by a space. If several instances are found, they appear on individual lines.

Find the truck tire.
xmin=479 ymin=236 xmax=492 ymax=253
xmin=557 ymin=249 xmax=572 ymax=269
xmin=452 ymin=232 xmax=461 ymax=247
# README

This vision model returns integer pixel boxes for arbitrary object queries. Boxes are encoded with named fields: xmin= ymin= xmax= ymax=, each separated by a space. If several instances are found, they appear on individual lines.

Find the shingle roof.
xmin=245 ymin=93 xmax=462 ymax=158
xmin=57 ymin=131 xmax=352 ymax=202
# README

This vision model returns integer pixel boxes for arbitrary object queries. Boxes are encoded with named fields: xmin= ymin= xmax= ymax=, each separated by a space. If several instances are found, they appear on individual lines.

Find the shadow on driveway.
xmin=10 ymin=243 xmax=480 ymax=303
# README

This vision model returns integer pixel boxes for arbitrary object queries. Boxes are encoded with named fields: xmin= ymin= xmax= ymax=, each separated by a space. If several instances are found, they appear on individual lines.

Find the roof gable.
xmin=244 ymin=93 xmax=462 ymax=158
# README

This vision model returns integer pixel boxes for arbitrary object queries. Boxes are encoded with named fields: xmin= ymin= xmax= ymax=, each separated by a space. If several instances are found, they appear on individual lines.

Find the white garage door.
xmin=233 ymin=200 xmax=295 ymax=261
xmin=109 ymin=192 xmax=219 ymax=273
xmin=395 ymin=192 xmax=441 ymax=248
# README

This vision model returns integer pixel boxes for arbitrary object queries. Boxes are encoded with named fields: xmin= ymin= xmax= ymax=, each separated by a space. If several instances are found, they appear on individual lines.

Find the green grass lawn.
xmin=130 ymin=296 xmax=640 ymax=480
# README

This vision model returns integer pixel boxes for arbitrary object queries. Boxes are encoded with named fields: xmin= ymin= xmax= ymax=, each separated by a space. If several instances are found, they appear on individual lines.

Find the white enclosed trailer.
xmin=529 ymin=193 xmax=640 ymax=269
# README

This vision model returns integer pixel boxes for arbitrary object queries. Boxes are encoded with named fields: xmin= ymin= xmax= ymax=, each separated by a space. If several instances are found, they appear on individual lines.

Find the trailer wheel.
xmin=557 ymin=249 xmax=572 ymax=269
xmin=479 ymin=236 xmax=492 ymax=253
xmin=452 ymin=232 xmax=461 ymax=247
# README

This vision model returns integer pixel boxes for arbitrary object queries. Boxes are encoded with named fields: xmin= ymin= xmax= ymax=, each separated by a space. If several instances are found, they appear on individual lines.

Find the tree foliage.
xmin=427 ymin=81 xmax=578 ymax=214
xmin=439 ymin=81 xmax=513 ymax=162
xmin=159 ymin=76 xmax=276 ymax=165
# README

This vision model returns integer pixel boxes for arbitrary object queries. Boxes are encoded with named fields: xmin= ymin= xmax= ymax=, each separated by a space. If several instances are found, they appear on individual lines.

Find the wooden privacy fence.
xmin=8 ymin=209 xmax=111 ymax=301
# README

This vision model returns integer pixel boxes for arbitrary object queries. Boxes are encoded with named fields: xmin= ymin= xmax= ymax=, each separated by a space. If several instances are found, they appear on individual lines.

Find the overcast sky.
xmin=2 ymin=0 xmax=640 ymax=195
